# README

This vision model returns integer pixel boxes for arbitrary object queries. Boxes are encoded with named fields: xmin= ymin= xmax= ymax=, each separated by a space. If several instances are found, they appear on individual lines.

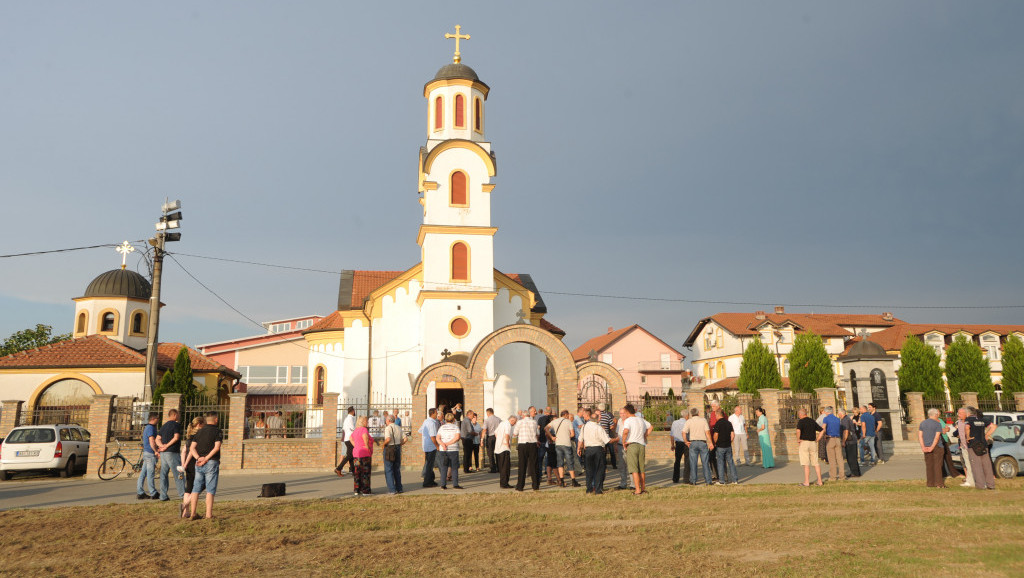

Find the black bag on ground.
xmin=259 ymin=483 xmax=286 ymax=498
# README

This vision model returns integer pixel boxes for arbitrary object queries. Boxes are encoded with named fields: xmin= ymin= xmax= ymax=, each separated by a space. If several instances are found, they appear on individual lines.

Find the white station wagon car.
xmin=0 ymin=424 xmax=91 ymax=480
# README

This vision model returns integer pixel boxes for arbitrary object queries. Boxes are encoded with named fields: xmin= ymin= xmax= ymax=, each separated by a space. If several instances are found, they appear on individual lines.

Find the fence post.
xmin=905 ymin=392 xmax=925 ymax=424
xmin=162 ymin=393 xmax=182 ymax=424
xmin=222 ymin=392 xmax=247 ymax=470
xmin=686 ymin=390 xmax=705 ymax=416
xmin=84 ymin=394 xmax=116 ymax=480
xmin=0 ymin=400 xmax=24 ymax=438
xmin=758 ymin=388 xmax=782 ymax=455
xmin=321 ymin=392 xmax=340 ymax=469
xmin=814 ymin=388 xmax=837 ymax=410
xmin=1015 ymin=392 xmax=1024 ymax=412
xmin=960 ymin=392 xmax=979 ymax=410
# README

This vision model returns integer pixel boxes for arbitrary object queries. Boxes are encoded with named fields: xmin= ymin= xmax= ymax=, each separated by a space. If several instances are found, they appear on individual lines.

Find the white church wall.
xmin=342 ymin=322 xmax=370 ymax=400
xmin=308 ymin=341 xmax=345 ymax=401
xmin=422 ymin=148 xmax=493 ymax=228
xmin=425 ymin=85 xmax=488 ymax=144
xmin=421 ymin=232 xmax=494 ymax=289
xmin=371 ymin=286 xmax=424 ymax=400
xmin=421 ymin=298 xmax=495 ymax=364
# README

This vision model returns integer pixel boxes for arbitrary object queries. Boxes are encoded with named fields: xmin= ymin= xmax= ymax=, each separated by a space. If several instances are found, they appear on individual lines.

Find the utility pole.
xmin=143 ymin=200 xmax=183 ymax=400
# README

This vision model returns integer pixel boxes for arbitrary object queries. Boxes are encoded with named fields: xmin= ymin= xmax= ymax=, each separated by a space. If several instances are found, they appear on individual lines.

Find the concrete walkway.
xmin=0 ymin=455 xmax=932 ymax=511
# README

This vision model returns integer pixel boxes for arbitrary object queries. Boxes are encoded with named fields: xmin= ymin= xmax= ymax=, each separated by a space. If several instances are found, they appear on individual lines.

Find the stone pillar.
xmin=320 ymin=392 xmax=339 ymax=469
xmin=686 ymin=390 xmax=705 ymax=416
xmin=0 ymin=400 xmax=24 ymax=438
xmin=814 ymin=388 xmax=837 ymax=411
xmin=758 ymin=389 xmax=782 ymax=456
xmin=161 ymin=394 xmax=182 ymax=424
xmin=407 ymin=390 xmax=427 ymax=470
xmin=84 ymin=395 xmax=116 ymax=480
xmin=1015 ymin=392 xmax=1024 ymax=412
xmin=221 ymin=393 xmax=247 ymax=470
xmin=960 ymin=392 xmax=979 ymax=410
xmin=905 ymin=391 xmax=925 ymax=425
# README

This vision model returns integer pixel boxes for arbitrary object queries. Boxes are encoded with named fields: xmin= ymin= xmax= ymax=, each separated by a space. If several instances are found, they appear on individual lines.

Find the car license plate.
xmin=16 ymin=450 xmax=40 ymax=457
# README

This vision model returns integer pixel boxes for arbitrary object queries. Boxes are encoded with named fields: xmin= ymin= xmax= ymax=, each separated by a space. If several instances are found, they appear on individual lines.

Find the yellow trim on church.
xmin=416 ymin=290 xmax=498 ymax=307
xmin=423 ymin=78 xmax=490 ymax=99
xmin=481 ymin=183 xmax=495 ymax=193
xmin=417 ymin=225 xmax=498 ymax=246
xmin=422 ymin=139 xmax=496 ymax=177
xmin=363 ymin=265 xmax=425 ymax=321
xmin=494 ymin=270 xmax=537 ymax=311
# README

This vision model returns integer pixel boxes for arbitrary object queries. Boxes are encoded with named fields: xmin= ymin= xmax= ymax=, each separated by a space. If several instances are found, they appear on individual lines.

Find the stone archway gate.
xmin=411 ymin=324 xmax=626 ymax=441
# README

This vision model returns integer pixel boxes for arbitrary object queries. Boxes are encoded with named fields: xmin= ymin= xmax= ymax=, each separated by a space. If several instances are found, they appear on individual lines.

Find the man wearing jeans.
xmin=419 ymin=408 xmax=440 ymax=488
xmin=136 ymin=413 xmax=159 ymax=500
xmin=188 ymin=412 xmax=223 ymax=520
xmin=670 ymin=412 xmax=689 ymax=483
xmin=382 ymin=414 xmax=406 ymax=494
xmin=682 ymin=408 xmax=713 ymax=485
xmin=546 ymin=410 xmax=580 ymax=487
xmin=155 ymin=409 xmax=183 ymax=501
xmin=859 ymin=405 xmax=878 ymax=465
xmin=482 ymin=408 xmax=501 ymax=473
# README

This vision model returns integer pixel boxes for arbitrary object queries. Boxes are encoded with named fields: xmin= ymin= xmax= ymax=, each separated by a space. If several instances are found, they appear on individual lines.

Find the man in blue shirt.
xmin=572 ymin=408 xmax=586 ymax=474
xmin=137 ymin=412 xmax=159 ymax=500
xmin=821 ymin=407 xmax=844 ymax=481
xmin=419 ymin=408 xmax=440 ymax=488
xmin=859 ymin=406 xmax=878 ymax=465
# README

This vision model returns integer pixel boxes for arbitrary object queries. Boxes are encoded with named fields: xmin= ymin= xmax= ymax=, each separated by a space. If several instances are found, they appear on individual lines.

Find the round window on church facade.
xmin=449 ymin=317 xmax=470 ymax=338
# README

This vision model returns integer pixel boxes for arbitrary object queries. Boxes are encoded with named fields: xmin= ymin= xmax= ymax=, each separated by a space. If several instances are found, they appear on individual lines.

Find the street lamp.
xmin=143 ymin=199 xmax=183 ymax=400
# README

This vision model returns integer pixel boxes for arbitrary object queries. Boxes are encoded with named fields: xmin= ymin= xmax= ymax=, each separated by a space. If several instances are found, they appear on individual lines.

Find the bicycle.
xmin=96 ymin=438 xmax=144 ymax=480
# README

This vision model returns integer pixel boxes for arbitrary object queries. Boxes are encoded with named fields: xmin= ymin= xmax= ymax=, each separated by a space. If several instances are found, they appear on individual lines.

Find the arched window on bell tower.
xmin=450 ymin=171 xmax=468 ymax=206
xmin=454 ymin=94 xmax=465 ymax=128
xmin=451 ymin=242 xmax=469 ymax=282
xmin=474 ymin=97 xmax=483 ymax=133
xmin=76 ymin=312 xmax=88 ymax=335
xmin=434 ymin=96 xmax=444 ymax=131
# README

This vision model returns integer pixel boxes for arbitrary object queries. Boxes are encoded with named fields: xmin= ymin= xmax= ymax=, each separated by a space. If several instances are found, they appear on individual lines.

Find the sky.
xmin=1 ymin=2 xmax=1023 ymax=360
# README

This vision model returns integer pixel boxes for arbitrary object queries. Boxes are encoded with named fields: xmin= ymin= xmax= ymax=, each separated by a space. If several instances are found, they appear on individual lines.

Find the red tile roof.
xmin=685 ymin=312 xmax=905 ymax=346
xmin=348 ymin=270 xmax=405 ymax=309
xmin=0 ymin=335 xmax=238 ymax=377
xmin=539 ymin=318 xmax=566 ymax=336
xmin=571 ymin=324 xmax=684 ymax=363
xmin=306 ymin=310 xmax=348 ymax=332
xmin=866 ymin=323 xmax=1024 ymax=352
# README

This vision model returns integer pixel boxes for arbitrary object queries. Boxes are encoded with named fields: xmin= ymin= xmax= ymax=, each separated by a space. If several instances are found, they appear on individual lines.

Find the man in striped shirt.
xmin=513 ymin=407 xmax=541 ymax=491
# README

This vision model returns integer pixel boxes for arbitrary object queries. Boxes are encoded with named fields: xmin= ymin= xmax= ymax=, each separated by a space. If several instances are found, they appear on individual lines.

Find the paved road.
xmin=0 ymin=455 xmax=927 ymax=511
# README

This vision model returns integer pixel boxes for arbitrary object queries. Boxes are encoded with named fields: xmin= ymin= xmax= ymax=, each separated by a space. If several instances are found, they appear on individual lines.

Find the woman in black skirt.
xmin=180 ymin=417 xmax=204 ymax=518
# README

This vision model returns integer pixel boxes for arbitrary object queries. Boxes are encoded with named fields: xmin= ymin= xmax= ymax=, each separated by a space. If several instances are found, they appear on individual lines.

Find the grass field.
xmin=2 ymin=479 xmax=1023 ymax=577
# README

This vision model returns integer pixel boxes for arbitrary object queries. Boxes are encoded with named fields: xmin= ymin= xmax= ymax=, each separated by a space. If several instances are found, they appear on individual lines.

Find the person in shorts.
xmin=796 ymin=408 xmax=823 ymax=487
xmin=188 ymin=411 xmax=223 ymax=520
xmin=620 ymin=404 xmax=652 ymax=495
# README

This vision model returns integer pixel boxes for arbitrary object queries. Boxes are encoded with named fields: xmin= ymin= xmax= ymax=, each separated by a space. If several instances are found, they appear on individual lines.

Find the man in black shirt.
xmin=155 ymin=409 xmax=183 ymax=501
xmin=838 ymin=409 xmax=862 ymax=477
xmin=796 ymin=408 xmax=823 ymax=486
xmin=712 ymin=409 xmax=738 ymax=484
xmin=188 ymin=412 xmax=223 ymax=520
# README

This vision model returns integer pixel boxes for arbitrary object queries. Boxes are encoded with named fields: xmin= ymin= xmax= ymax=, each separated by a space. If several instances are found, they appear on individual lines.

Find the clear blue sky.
xmin=2 ymin=2 xmax=1022 ymax=357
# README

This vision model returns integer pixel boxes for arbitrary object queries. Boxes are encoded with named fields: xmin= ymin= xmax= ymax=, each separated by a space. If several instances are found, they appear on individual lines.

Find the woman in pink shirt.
xmin=351 ymin=416 xmax=373 ymax=496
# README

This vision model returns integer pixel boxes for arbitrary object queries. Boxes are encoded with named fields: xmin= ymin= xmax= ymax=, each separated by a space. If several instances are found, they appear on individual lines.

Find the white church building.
xmin=302 ymin=35 xmax=564 ymax=419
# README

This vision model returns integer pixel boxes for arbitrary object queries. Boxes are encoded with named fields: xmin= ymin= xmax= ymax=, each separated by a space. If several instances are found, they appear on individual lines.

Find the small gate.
xmin=578 ymin=376 xmax=612 ymax=410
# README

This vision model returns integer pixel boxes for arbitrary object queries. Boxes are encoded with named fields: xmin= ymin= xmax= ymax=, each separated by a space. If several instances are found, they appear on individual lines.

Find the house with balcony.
xmin=571 ymin=324 xmax=687 ymax=400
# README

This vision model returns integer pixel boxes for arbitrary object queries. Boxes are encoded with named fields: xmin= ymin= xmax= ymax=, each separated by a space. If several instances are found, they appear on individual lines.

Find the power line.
xmin=165 ymin=253 xmax=420 ymax=362
xmin=168 ymin=251 xmax=1024 ymax=311
xmin=0 ymin=241 xmax=146 ymax=259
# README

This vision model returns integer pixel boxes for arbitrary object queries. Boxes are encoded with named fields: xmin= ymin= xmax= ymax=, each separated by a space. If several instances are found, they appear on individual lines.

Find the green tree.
xmin=897 ymin=334 xmax=944 ymax=398
xmin=152 ymin=370 xmax=175 ymax=406
xmin=1000 ymin=336 xmax=1024 ymax=395
xmin=737 ymin=338 xmax=782 ymax=394
xmin=152 ymin=346 xmax=208 ymax=406
xmin=945 ymin=334 xmax=995 ymax=400
xmin=787 ymin=332 xmax=834 ymax=394
xmin=1 ymin=324 xmax=71 ymax=356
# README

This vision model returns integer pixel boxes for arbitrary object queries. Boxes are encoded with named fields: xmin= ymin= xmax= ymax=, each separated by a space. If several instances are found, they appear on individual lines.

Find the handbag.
xmin=969 ymin=440 xmax=987 ymax=456
xmin=384 ymin=444 xmax=398 ymax=461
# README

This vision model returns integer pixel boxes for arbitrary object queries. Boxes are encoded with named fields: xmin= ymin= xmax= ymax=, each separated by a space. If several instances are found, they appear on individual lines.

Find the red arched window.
xmin=451 ymin=242 xmax=469 ymax=281
xmin=434 ymin=96 xmax=443 ymax=130
xmin=450 ymin=171 xmax=467 ymax=205
xmin=315 ymin=366 xmax=325 ymax=404
xmin=454 ymin=94 xmax=465 ymax=128
xmin=474 ymin=98 xmax=482 ymax=132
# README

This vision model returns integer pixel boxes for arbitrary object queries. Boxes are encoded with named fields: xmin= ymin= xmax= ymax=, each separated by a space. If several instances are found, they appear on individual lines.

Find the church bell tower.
xmin=417 ymin=25 xmax=499 ymax=359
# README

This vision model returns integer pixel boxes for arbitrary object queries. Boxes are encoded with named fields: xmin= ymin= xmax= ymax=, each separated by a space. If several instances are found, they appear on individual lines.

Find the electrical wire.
xmin=0 ymin=241 xmax=146 ymax=259
xmin=165 ymin=253 xmax=421 ymax=362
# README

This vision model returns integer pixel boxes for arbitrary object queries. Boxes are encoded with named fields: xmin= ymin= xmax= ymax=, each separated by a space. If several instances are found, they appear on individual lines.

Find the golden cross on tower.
xmin=444 ymin=25 xmax=470 ymax=64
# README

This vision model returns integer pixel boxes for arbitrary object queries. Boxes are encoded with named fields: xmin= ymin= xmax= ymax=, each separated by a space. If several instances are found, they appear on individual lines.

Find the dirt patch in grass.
xmin=2 ymin=480 xmax=1023 ymax=576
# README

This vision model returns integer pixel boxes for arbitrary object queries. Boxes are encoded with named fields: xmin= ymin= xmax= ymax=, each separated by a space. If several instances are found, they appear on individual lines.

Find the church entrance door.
xmin=435 ymin=383 xmax=464 ymax=414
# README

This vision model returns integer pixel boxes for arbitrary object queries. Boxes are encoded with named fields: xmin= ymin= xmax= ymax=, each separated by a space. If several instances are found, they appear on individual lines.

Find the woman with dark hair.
xmin=755 ymin=407 xmax=774 ymax=469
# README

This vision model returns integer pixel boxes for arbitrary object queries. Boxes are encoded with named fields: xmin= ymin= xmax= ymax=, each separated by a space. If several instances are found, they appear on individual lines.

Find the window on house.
xmin=715 ymin=361 xmax=725 ymax=379
xmin=703 ymin=364 xmax=710 ymax=379
xmin=716 ymin=328 xmax=724 ymax=349
xmin=983 ymin=335 xmax=1000 ymax=360
xmin=454 ymin=94 xmax=465 ymax=128
xmin=296 ymin=319 xmax=315 ymax=330
xmin=640 ymin=375 xmax=647 ymax=384
xmin=926 ymin=334 xmax=944 ymax=356
xmin=315 ymin=366 xmax=325 ymax=405
xmin=434 ymin=96 xmax=443 ymax=130
xmin=450 ymin=171 xmax=468 ymax=205
xmin=101 ymin=312 xmax=115 ymax=332
xmin=474 ymin=98 xmax=482 ymax=131
xmin=662 ymin=376 xmax=671 ymax=391
xmin=131 ymin=312 xmax=144 ymax=334
xmin=451 ymin=242 xmax=469 ymax=281
xmin=783 ymin=358 xmax=790 ymax=377
xmin=660 ymin=353 xmax=671 ymax=370
xmin=76 ymin=312 xmax=87 ymax=334
xmin=291 ymin=366 xmax=307 ymax=383
xmin=240 ymin=366 xmax=288 ymax=384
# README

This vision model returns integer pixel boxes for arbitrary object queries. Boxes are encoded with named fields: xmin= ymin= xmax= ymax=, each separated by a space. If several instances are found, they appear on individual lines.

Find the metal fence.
xmin=181 ymin=404 xmax=231 ymax=440
xmin=923 ymin=397 xmax=953 ymax=412
xmin=18 ymin=405 xmax=91 ymax=428
xmin=247 ymin=404 xmax=324 ymax=439
xmin=109 ymin=399 xmax=162 ymax=441
xmin=338 ymin=395 xmax=413 ymax=437
xmin=777 ymin=393 xmax=817 ymax=428
xmin=977 ymin=397 xmax=1004 ymax=413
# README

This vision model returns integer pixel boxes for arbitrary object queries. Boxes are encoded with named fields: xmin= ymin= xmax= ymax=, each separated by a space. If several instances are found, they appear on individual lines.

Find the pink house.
xmin=572 ymin=324 xmax=688 ymax=401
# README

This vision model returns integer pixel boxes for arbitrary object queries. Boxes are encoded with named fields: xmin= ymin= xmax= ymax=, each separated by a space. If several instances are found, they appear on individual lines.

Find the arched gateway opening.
xmin=412 ymin=325 xmax=626 ymax=434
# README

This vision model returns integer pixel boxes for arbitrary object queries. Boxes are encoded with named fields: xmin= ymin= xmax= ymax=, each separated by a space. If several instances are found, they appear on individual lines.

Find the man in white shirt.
xmin=728 ymin=406 xmax=749 ymax=466
xmin=513 ymin=407 xmax=540 ymax=491
xmin=577 ymin=408 xmax=617 ymax=494
xmin=494 ymin=416 xmax=515 ymax=488
xmin=670 ymin=413 xmax=689 ymax=483
xmin=545 ymin=410 xmax=580 ymax=487
xmin=620 ymin=404 xmax=653 ymax=495
xmin=335 ymin=406 xmax=357 ymax=476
